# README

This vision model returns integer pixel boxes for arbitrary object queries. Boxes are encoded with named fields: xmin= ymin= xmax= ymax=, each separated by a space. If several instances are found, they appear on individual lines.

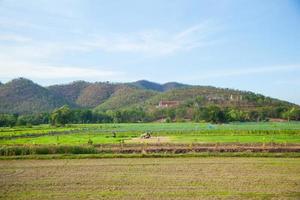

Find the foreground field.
xmin=0 ymin=157 xmax=299 ymax=200
xmin=0 ymin=122 xmax=300 ymax=157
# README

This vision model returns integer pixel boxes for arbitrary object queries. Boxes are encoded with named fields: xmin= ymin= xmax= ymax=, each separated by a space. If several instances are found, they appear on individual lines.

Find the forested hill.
xmin=129 ymin=80 xmax=188 ymax=92
xmin=0 ymin=78 xmax=297 ymax=115
xmin=0 ymin=78 xmax=72 ymax=114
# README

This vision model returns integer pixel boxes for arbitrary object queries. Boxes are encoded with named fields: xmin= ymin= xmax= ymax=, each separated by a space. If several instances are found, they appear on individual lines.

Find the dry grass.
xmin=0 ymin=157 xmax=299 ymax=199
xmin=126 ymin=136 xmax=170 ymax=144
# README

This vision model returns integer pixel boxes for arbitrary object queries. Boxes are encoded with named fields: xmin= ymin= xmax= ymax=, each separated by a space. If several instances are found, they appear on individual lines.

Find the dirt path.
xmin=126 ymin=136 xmax=170 ymax=143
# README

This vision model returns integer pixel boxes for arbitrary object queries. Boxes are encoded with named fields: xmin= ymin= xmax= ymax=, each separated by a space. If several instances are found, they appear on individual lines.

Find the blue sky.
xmin=0 ymin=0 xmax=299 ymax=104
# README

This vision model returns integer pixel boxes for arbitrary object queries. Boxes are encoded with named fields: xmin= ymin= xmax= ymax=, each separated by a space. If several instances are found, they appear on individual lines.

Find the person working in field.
xmin=140 ymin=132 xmax=151 ymax=139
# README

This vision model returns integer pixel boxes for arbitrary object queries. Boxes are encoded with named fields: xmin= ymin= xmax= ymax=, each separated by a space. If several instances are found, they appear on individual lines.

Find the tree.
xmin=193 ymin=107 xmax=209 ymax=122
xmin=291 ymin=108 xmax=300 ymax=121
xmin=93 ymin=111 xmax=113 ymax=123
xmin=193 ymin=106 xmax=226 ymax=123
xmin=50 ymin=105 xmax=72 ymax=126
xmin=195 ymin=96 xmax=205 ymax=107
xmin=226 ymin=109 xmax=248 ymax=122
xmin=166 ymin=108 xmax=176 ymax=120
xmin=248 ymin=110 xmax=260 ymax=121
xmin=73 ymin=109 xmax=93 ymax=123
xmin=16 ymin=115 xmax=33 ymax=126
xmin=282 ymin=107 xmax=300 ymax=121
xmin=0 ymin=114 xmax=17 ymax=127
xmin=207 ymin=106 xmax=226 ymax=123
xmin=109 ymin=107 xmax=147 ymax=123
xmin=175 ymin=107 xmax=187 ymax=121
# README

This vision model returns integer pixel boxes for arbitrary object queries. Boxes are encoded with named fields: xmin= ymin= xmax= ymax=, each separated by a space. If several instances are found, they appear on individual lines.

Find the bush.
xmin=0 ymin=145 xmax=98 ymax=156
xmin=166 ymin=117 xmax=171 ymax=123
xmin=87 ymin=139 xmax=93 ymax=145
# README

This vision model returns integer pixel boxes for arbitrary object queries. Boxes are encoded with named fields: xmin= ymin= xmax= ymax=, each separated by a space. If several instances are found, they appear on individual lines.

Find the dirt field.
xmin=127 ymin=136 xmax=170 ymax=143
xmin=0 ymin=158 xmax=299 ymax=200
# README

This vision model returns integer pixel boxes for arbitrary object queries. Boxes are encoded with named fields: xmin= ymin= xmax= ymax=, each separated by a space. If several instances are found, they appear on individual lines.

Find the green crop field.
xmin=0 ymin=122 xmax=300 ymax=146
xmin=1 ymin=131 xmax=300 ymax=145
xmin=0 ymin=122 xmax=299 ymax=157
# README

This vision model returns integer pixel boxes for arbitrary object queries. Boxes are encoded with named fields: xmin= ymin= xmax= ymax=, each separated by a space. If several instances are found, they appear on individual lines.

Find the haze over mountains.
xmin=0 ymin=78 xmax=297 ymax=114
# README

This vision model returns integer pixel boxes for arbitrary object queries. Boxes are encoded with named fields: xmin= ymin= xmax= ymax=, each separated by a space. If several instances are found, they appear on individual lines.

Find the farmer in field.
xmin=140 ymin=132 xmax=151 ymax=139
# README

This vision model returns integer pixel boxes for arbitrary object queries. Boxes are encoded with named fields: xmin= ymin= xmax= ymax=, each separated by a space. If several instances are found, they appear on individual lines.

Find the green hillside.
xmin=0 ymin=78 xmax=297 ymax=116
xmin=94 ymin=86 xmax=158 ymax=111
xmin=47 ymin=81 xmax=90 ymax=103
xmin=145 ymin=86 xmax=291 ymax=109
xmin=0 ymin=78 xmax=71 ymax=114
xmin=130 ymin=80 xmax=188 ymax=91
xmin=75 ymin=83 xmax=119 ymax=108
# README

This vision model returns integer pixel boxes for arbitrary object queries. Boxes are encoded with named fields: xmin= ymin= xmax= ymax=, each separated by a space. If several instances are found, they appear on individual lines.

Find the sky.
xmin=0 ymin=0 xmax=299 ymax=104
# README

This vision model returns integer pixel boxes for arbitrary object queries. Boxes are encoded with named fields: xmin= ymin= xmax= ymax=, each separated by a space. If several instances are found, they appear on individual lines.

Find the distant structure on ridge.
xmin=157 ymin=101 xmax=180 ymax=108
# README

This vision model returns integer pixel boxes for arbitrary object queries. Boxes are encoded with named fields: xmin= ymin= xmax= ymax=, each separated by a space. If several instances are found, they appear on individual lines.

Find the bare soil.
xmin=95 ymin=143 xmax=300 ymax=154
xmin=127 ymin=136 xmax=170 ymax=144
xmin=0 ymin=158 xmax=299 ymax=200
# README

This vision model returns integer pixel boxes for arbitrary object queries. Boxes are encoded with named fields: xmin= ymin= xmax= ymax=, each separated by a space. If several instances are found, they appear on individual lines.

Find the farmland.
xmin=1 ymin=113 xmax=300 ymax=200
xmin=0 ymin=122 xmax=300 ymax=157
xmin=1 ymin=157 xmax=299 ymax=200
xmin=1 ymin=122 xmax=300 ymax=144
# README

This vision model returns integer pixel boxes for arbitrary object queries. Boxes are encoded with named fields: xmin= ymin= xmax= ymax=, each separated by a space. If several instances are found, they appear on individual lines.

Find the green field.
xmin=1 ymin=122 xmax=300 ymax=145
xmin=0 ymin=122 xmax=299 ymax=157
xmin=0 ymin=157 xmax=299 ymax=200
xmin=1 ymin=132 xmax=300 ymax=145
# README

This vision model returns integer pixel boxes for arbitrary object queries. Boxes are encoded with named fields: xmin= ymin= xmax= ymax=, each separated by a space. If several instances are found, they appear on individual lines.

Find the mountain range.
xmin=0 ymin=78 xmax=297 ymax=114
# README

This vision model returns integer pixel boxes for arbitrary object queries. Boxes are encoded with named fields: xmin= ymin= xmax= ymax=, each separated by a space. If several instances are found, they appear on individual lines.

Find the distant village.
xmin=157 ymin=94 xmax=244 ymax=108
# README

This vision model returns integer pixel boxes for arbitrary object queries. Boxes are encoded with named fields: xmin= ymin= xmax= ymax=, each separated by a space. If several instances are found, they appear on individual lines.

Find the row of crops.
xmin=2 ymin=122 xmax=300 ymax=134
xmin=74 ymin=122 xmax=300 ymax=131
xmin=0 ymin=122 xmax=299 ymax=145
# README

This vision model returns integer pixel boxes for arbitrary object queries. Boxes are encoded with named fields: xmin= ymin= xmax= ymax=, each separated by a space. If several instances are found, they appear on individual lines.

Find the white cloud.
xmin=0 ymin=59 xmax=123 ymax=81
xmin=0 ymin=6 xmax=218 ymax=57
xmin=0 ymin=34 xmax=32 ymax=43
xmin=0 ymin=20 xmax=219 ymax=82
xmin=0 ymin=0 xmax=83 ymax=21
xmin=0 ymin=22 xmax=218 ymax=59
xmin=80 ymin=22 xmax=219 ymax=56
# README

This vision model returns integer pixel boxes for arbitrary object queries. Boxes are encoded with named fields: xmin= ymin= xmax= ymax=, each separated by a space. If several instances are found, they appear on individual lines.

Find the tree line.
xmin=0 ymin=105 xmax=299 ymax=127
